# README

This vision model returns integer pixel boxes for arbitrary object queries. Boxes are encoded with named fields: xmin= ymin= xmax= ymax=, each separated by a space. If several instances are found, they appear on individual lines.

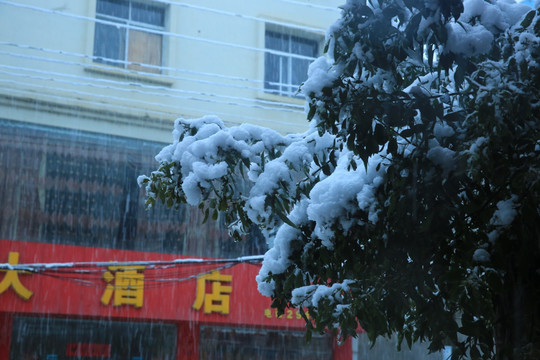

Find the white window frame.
xmin=93 ymin=0 xmax=166 ymax=74
xmin=264 ymin=25 xmax=321 ymax=98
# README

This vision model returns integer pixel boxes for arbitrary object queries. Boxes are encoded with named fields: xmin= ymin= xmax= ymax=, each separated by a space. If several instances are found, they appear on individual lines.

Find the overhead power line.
xmin=0 ymin=0 xmax=322 ymax=61
xmin=0 ymin=41 xmax=266 ymax=86
xmin=3 ymin=87 xmax=301 ymax=129
xmin=0 ymin=255 xmax=264 ymax=289
xmin=0 ymin=54 xmax=305 ymax=112
xmin=150 ymin=0 xmax=330 ymax=34
xmin=0 ymin=255 xmax=264 ymax=272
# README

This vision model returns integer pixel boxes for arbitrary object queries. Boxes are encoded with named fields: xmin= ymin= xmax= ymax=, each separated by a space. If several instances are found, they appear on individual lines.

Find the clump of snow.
xmin=514 ymin=29 xmax=540 ymax=66
xmin=487 ymin=195 xmax=519 ymax=242
xmin=256 ymin=199 xmax=311 ymax=296
xmin=291 ymin=280 xmax=354 ymax=308
xmin=490 ymin=195 xmax=519 ymax=227
xmin=445 ymin=22 xmax=494 ymax=56
xmin=307 ymin=149 xmax=387 ymax=248
xmin=427 ymin=139 xmax=456 ymax=176
xmin=473 ymin=248 xmax=491 ymax=263
xmin=302 ymin=56 xmax=340 ymax=98
xmin=192 ymin=161 xmax=228 ymax=180
xmin=460 ymin=0 xmax=531 ymax=33
xmin=443 ymin=0 xmax=531 ymax=56
xmin=434 ymin=122 xmax=455 ymax=138
xmin=182 ymin=173 xmax=203 ymax=206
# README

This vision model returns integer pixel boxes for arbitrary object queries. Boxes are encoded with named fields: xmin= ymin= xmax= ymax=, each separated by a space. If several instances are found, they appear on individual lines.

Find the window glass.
xmin=291 ymin=36 xmax=318 ymax=56
xmin=264 ymin=28 xmax=319 ymax=97
xmin=96 ymin=0 xmax=129 ymax=19
xmin=131 ymin=2 xmax=165 ymax=26
xmin=264 ymin=41 xmax=281 ymax=92
xmin=199 ymin=326 xmax=333 ymax=360
xmin=291 ymin=58 xmax=310 ymax=91
xmin=0 ymin=119 xmax=267 ymax=258
xmin=94 ymin=22 xmax=126 ymax=65
xmin=266 ymin=31 xmax=288 ymax=52
xmin=10 ymin=316 xmax=177 ymax=360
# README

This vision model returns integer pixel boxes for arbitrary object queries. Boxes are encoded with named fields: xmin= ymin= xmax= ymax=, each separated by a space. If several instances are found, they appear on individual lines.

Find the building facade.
xmin=0 ymin=0 xmax=355 ymax=359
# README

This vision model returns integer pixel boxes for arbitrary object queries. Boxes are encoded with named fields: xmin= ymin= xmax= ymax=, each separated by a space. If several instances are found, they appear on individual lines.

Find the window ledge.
xmin=84 ymin=64 xmax=174 ymax=87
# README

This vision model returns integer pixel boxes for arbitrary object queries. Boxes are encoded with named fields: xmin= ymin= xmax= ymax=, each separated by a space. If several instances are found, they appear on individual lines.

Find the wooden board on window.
xmin=128 ymin=30 xmax=162 ymax=74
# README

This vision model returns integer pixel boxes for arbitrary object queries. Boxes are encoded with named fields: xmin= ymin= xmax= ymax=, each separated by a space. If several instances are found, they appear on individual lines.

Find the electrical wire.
xmin=0 ymin=255 xmax=263 ymax=290
xmin=0 ymin=70 xmax=306 ymax=118
xmin=0 ymin=62 xmax=305 ymax=113
xmin=0 ymin=0 xmax=321 ymax=62
xmin=2 ymin=87 xmax=181 ymax=120
xmin=2 ymin=87 xmax=304 ymax=128
xmin=0 ymin=254 xmax=263 ymax=272
xmin=0 ymin=49 xmax=309 ymax=101
xmin=25 ymin=262 xmax=244 ymax=290
xmin=0 ymin=0 xmax=327 ymax=114
xmin=150 ymin=0 xmax=329 ymax=34
xmin=274 ymin=0 xmax=341 ymax=12
xmin=0 ymin=41 xmax=266 ymax=86
xmin=0 ymin=2 xmax=322 ymax=129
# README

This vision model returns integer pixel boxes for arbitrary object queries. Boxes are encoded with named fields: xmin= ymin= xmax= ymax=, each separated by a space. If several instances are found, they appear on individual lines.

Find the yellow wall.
xmin=0 ymin=0 xmax=342 ymax=142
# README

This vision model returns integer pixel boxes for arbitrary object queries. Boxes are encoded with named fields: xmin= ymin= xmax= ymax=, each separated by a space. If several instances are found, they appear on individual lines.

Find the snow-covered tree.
xmin=139 ymin=1 xmax=540 ymax=359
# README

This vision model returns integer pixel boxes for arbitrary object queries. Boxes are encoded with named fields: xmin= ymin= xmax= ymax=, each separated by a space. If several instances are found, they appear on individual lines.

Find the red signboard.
xmin=0 ymin=239 xmax=307 ymax=329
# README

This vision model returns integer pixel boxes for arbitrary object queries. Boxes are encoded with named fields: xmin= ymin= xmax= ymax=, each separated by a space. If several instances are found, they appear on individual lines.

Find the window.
xmin=264 ymin=27 xmax=320 ymax=97
xmin=10 ymin=316 xmax=177 ymax=360
xmin=199 ymin=326 xmax=333 ymax=360
xmin=93 ymin=0 xmax=165 ymax=74
xmin=0 ymin=119 xmax=267 ymax=258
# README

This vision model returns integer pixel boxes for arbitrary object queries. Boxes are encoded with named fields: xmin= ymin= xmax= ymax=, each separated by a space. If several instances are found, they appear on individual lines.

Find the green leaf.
xmin=202 ymin=208 xmax=210 ymax=224
xmin=400 ymin=128 xmax=414 ymax=138
xmin=358 ymin=5 xmax=374 ymax=20
xmin=520 ymin=10 xmax=536 ymax=29
xmin=454 ymin=65 xmax=465 ymax=89
xmin=397 ymin=332 xmax=404 ymax=351
xmin=276 ymin=209 xmax=297 ymax=229
xmin=374 ymin=123 xmax=387 ymax=145
xmin=388 ymin=138 xmax=398 ymax=155
xmin=444 ymin=111 xmax=464 ymax=123
xmin=405 ymin=330 xmax=412 ymax=349
xmin=469 ymin=345 xmax=481 ymax=359
xmin=322 ymin=163 xmax=332 ymax=176
xmin=307 ymin=104 xmax=317 ymax=121
xmin=405 ymin=13 xmax=422 ymax=42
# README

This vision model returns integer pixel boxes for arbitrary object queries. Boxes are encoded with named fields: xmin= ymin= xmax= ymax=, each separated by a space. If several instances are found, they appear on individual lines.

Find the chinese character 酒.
xmin=101 ymin=265 xmax=145 ymax=308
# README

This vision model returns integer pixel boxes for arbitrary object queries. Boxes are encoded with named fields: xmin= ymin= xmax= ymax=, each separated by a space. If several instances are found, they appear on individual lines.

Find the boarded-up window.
xmin=128 ymin=30 xmax=162 ymax=73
